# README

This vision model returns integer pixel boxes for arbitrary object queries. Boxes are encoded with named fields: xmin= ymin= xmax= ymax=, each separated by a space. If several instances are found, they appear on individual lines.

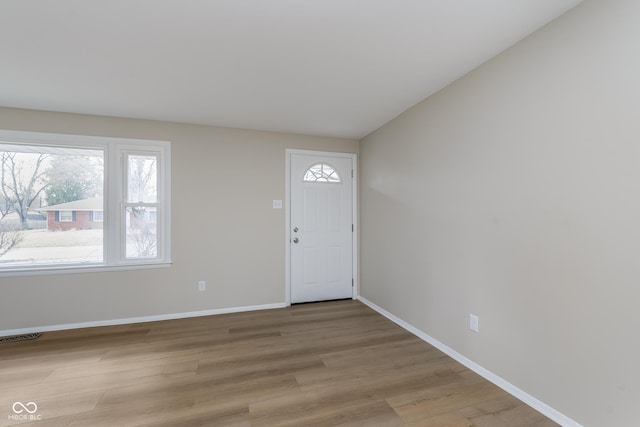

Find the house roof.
xmin=39 ymin=197 xmax=103 ymax=212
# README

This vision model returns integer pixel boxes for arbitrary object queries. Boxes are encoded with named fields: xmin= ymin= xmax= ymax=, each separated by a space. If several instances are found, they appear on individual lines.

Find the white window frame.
xmin=93 ymin=211 xmax=104 ymax=222
xmin=120 ymin=148 xmax=165 ymax=261
xmin=0 ymin=130 xmax=171 ymax=276
xmin=59 ymin=211 xmax=73 ymax=222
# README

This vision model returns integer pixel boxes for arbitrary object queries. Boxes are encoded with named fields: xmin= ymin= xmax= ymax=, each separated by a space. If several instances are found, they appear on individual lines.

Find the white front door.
xmin=290 ymin=153 xmax=353 ymax=303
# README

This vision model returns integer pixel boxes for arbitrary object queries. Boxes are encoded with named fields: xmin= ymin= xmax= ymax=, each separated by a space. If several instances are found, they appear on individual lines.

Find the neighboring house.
xmin=40 ymin=197 xmax=103 ymax=231
xmin=0 ymin=211 xmax=47 ymax=230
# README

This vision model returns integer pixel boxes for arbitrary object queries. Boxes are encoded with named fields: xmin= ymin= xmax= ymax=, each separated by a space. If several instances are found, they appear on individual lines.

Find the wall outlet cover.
xmin=470 ymin=314 xmax=479 ymax=333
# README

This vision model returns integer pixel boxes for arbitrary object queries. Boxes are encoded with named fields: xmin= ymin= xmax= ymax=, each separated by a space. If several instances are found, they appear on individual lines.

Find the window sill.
xmin=0 ymin=261 xmax=172 ymax=278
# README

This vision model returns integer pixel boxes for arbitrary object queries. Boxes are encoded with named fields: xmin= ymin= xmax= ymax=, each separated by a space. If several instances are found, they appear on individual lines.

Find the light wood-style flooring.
xmin=0 ymin=300 xmax=557 ymax=426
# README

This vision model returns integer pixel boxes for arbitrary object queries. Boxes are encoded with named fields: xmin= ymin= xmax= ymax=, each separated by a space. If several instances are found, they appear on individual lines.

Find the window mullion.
xmin=104 ymin=143 xmax=121 ymax=265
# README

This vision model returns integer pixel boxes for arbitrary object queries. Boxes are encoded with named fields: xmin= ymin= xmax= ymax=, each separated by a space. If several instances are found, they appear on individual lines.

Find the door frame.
xmin=285 ymin=149 xmax=358 ymax=306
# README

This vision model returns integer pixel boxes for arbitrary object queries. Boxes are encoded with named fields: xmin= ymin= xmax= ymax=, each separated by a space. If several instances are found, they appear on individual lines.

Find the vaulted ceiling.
xmin=0 ymin=0 xmax=582 ymax=139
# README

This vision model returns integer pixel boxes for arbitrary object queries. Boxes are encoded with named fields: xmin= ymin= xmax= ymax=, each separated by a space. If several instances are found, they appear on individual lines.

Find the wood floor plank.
xmin=0 ymin=300 xmax=557 ymax=426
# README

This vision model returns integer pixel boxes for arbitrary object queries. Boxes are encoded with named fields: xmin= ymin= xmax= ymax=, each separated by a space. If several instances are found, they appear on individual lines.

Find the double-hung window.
xmin=0 ymin=130 xmax=171 ymax=274
xmin=123 ymin=151 xmax=161 ymax=259
xmin=59 ymin=211 xmax=74 ymax=222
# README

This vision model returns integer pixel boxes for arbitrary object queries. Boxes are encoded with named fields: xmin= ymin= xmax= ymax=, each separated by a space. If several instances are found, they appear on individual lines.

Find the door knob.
xmin=293 ymin=237 xmax=299 ymax=244
xmin=293 ymin=227 xmax=299 ymax=233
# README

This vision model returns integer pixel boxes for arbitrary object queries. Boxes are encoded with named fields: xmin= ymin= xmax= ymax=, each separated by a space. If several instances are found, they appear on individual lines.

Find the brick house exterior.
xmin=40 ymin=197 xmax=103 ymax=231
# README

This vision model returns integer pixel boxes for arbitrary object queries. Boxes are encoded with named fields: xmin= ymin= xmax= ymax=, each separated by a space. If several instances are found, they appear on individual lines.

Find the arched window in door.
xmin=303 ymin=163 xmax=342 ymax=183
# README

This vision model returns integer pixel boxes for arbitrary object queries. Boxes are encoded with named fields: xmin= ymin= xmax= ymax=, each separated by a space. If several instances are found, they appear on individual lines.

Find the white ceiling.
xmin=0 ymin=0 xmax=582 ymax=140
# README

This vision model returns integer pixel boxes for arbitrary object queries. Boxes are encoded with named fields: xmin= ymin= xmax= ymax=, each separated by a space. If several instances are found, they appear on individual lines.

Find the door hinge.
xmin=351 ymin=169 xmax=354 ymax=177
xmin=352 ymin=224 xmax=354 ymax=232
xmin=352 ymin=278 xmax=354 ymax=287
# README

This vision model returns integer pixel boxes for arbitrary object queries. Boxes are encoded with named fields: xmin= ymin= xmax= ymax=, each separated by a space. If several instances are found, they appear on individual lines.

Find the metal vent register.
xmin=0 ymin=333 xmax=42 ymax=343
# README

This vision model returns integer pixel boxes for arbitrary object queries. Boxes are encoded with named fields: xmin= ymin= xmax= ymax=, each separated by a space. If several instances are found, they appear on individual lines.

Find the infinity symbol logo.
xmin=12 ymin=401 xmax=38 ymax=414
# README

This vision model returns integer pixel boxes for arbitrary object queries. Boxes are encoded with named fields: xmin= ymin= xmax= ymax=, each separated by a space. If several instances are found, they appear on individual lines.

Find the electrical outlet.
xmin=198 ymin=281 xmax=206 ymax=291
xmin=469 ymin=314 xmax=479 ymax=333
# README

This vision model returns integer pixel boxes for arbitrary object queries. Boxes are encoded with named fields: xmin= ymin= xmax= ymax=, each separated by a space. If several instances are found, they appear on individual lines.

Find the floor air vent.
xmin=0 ymin=333 xmax=42 ymax=344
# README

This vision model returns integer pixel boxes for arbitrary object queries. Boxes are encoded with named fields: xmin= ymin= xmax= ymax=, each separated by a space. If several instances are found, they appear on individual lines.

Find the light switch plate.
xmin=470 ymin=314 xmax=479 ymax=333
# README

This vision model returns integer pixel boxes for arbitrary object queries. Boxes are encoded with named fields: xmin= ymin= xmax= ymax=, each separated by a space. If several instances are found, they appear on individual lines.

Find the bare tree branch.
xmin=1 ymin=153 xmax=49 ymax=229
xmin=0 ymin=220 xmax=23 ymax=257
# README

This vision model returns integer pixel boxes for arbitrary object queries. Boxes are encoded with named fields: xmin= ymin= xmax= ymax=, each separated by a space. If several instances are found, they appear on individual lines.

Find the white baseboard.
xmin=357 ymin=296 xmax=582 ymax=427
xmin=0 ymin=302 xmax=287 ymax=337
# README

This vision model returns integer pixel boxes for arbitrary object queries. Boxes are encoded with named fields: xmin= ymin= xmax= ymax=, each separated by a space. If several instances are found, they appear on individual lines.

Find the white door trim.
xmin=285 ymin=149 xmax=358 ymax=306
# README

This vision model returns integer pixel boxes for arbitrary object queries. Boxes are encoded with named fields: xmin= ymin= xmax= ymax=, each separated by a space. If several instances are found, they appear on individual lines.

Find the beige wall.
xmin=0 ymin=107 xmax=357 ymax=330
xmin=360 ymin=0 xmax=639 ymax=425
